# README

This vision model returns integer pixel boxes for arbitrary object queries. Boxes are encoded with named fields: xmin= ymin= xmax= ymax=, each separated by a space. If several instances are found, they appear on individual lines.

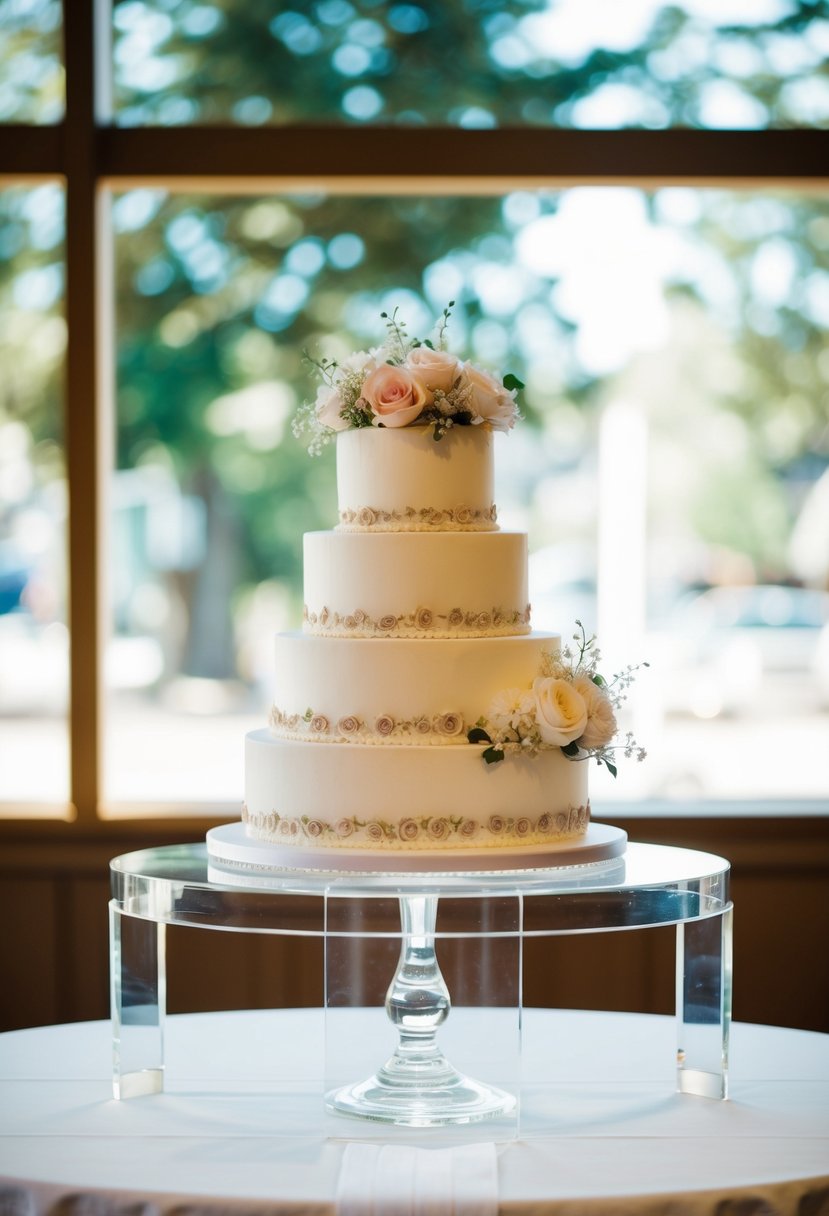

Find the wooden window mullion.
xmin=62 ymin=0 xmax=112 ymax=823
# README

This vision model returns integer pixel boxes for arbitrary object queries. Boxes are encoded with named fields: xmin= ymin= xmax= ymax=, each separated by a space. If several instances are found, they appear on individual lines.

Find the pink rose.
xmin=314 ymin=384 xmax=349 ymax=431
xmin=362 ymin=364 xmax=428 ymax=428
xmin=406 ymin=347 xmax=460 ymax=397
xmin=532 ymin=676 xmax=588 ymax=746
xmin=572 ymin=676 xmax=617 ymax=751
xmin=462 ymin=363 xmax=517 ymax=432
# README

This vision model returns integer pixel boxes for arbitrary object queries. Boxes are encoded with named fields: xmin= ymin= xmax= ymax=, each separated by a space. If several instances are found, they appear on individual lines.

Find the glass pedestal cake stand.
xmin=110 ymin=826 xmax=732 ymax=1130
xmin=206 ymin=821 xmax=626 ymax=1127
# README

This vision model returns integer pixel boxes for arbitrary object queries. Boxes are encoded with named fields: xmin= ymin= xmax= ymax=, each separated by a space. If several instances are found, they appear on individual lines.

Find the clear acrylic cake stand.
xmin=109 ymin=833 xmax=732 ymax=1128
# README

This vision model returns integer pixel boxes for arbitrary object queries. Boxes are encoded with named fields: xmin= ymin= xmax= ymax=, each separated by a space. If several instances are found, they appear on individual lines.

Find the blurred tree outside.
xmin=110 ymin=186 xmax=829 ymax=693
xmin=2 ymin=0 xmax=829 ymax=714
xmin=0 ymin=0 xmax=63 ymax=124
xmin=0 ymin=185 xmax=65 ymax=616
xmin=111 ymin=0 xmax=829 ymax=128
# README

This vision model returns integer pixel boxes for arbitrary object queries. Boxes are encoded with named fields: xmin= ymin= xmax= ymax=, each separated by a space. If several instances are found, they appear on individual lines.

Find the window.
xmin=0 ymin=0 xmax=63 ymax=124
xmin=0 ymin=2 xmax=826 ymax=824
xmin=0 ymin=185 xmax=67 ymax=807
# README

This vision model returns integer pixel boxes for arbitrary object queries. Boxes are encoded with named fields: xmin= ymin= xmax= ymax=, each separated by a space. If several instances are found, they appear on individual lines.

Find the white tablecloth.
xmin=1 ymin=1009 xmax=827 ymax=1215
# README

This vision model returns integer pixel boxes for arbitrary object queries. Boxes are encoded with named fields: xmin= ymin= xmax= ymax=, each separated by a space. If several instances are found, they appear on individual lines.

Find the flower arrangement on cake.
xmin=293 ymin=302 xmax=523 ymax=453
xmin=468 ymin=622 xmax=647 ymax=777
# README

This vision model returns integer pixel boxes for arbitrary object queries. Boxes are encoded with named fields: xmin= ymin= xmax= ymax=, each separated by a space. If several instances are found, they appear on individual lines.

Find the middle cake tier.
xmin=303 ymin=530 xmax=530 ymax=638
xmin=270 ymin=632 xmax=559 ymax=745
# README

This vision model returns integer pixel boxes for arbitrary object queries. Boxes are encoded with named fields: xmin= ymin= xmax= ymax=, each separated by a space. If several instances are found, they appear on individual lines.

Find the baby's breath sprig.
xmin=380 ymin=307 xmax=410 ymax=363
xmin=603 ymin=661 xmax=649 ymax=710
xmin=435 ymin=299 xmax=455 ymax=350
xmin=291 ymin=401 xmax=332 ymax=456
xmin=423 ymin=374 xmax=475 ymax=440
xmin=335 ymin=366 xmax=373 ymax=427
xmin=303 ymin=350 xmax=340 ymax=384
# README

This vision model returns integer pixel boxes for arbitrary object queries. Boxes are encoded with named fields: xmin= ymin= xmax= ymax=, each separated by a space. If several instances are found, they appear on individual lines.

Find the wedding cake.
xmin=235 ymin=307 xmax=643 ymax=862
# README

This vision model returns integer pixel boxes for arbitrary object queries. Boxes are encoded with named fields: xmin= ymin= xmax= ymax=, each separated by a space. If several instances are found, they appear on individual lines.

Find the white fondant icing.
xmin=336 ymin=425 xmax=497 ymax=532
xmin=271 ymin=633 xmax=560 ymax=743
xmin=303 ymin=530 xmax=530 ymax=638
xmin=244 ymin=729 xmax=589 ymax=849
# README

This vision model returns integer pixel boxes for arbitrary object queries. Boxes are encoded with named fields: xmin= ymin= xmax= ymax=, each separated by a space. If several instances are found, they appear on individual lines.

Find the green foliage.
xmin=0 ymin=0 xmax=63 ymax=123
xmin=467 ymin=727 xmax=493 ymax=745
xmin=110 ymin=0 xmax=829 ymax=128
xmin=5 ymin=5 xmax=829 ymax=682
xmin=0 ymin=187 xmax=64 ymax=455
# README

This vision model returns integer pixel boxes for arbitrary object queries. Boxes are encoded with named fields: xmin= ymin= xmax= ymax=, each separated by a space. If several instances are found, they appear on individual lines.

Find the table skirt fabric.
xmin=1 ymin=1010 xmax=827 ymax=1216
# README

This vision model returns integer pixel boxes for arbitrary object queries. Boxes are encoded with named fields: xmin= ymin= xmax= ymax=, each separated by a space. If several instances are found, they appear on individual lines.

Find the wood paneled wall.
xmin=1 ymin=816 xmax=827 ymax=1034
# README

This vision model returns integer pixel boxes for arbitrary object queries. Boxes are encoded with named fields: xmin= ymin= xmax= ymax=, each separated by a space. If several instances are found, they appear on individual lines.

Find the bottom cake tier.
xmin=243 ymin=728 xmax=590 ymax=850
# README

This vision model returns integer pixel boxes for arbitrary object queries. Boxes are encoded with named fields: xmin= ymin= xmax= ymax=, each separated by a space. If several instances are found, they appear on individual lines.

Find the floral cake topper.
xmin=293 ymin=302 xmax=523 ymax=454
xmin=469 ymin=622 xmax=647 ymax=777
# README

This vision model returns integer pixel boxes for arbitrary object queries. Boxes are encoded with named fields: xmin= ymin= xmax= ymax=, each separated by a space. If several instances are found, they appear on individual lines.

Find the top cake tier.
xmin=336 ymin=425 xmax=497 ymax=532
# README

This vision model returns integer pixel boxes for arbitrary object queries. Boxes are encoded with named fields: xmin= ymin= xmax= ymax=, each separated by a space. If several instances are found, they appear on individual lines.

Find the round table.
xmin=0 ymin=1010 xmax=827 ymax=1215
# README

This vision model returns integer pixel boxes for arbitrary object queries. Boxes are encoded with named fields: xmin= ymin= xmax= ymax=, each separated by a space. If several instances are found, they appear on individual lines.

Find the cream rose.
xmin=406 ymin=347 xmax=460 ymax=397
xmin=572 ymin=676 xmax=617 ymax=751
xmin=314 ymin=384 xmax=349 ymax=431
xmin=532 ymin=676 xmax=588 ymax=746
xmin=462 ymin=363 xmax=517 ymax=432
xmin=362 ymin=364 xmax=428 ymax=428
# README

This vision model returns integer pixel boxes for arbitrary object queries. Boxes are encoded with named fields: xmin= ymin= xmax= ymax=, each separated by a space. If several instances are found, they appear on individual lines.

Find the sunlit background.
xmin=108 ymin=0 xmax=829 ymax=128
xmin=1 ymin=0 xmax=827 ymax=809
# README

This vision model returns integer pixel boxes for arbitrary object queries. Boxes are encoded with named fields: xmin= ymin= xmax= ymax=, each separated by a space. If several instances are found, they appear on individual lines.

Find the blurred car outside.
xmin=651 ymin=583 xmax=829 ymax=720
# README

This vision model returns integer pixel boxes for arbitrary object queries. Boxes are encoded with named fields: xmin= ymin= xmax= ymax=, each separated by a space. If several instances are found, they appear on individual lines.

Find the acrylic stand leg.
xmin=326 ymin=893 xmax=516 ymax=1126
xmin=676 ymin=906 xmax=733 ymax=1099
xmin=110 ymin=902 xmax=166 ymax=1099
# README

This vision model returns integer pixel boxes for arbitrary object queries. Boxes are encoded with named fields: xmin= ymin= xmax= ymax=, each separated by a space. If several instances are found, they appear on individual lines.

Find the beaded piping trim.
xmin=242 ymin=803 xmax=591 ymax=848
xmin=302 ymin=603 xmax=531 ymax=638
xmin=338 ymin=503 xmax=498 ymax=531
xmin=270 ymin=705 xmax=466 ymax=745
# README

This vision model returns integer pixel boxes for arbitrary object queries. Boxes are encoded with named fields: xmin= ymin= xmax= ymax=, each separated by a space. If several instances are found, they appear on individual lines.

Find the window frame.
xmin=0 ymin=2 xmax=828 ymax=833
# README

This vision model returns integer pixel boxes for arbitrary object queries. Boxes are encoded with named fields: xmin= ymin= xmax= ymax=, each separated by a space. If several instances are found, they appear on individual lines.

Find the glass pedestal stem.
xmin=380 ymin=894 xmax=454 ymax=1086
xmin=326 ymin=893 xmax=515 ymax=1126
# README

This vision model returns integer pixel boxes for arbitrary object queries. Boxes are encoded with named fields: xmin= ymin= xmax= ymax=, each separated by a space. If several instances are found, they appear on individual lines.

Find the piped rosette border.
xmin=337 ymin=503 xmax=498 ymax=532
xmin=242 ymin=801 xmax=591 ymax=849
xmin=302 ymin=603 xmax=531 ymax=639
xmin=269 ymin=704 xmax=467 ymax=746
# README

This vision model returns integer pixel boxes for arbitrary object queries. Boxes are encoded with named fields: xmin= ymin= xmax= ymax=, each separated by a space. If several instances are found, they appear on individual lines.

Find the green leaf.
xmin=561 ymin=741 xmax=580 ymax=757
xmin=605 ymin=760 xmax=618 ymax=778
xmin=482 ymin=746 xmax=505 ymax=765
xmin=503 ymin=373 xmax=525 ymax=391
xmin=592 ymin=673 xmax=606 ymax=686
xmin=468 ymin=727 xmax=492 ymax=745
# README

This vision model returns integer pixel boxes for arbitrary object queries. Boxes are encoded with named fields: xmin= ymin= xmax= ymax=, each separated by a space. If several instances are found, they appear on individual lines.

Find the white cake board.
xmin=206 ymin=820 xmax=627 ymax=876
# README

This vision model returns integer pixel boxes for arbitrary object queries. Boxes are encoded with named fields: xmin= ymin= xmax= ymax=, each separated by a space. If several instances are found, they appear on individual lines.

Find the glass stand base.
xmin=327 ymin=1057 xmax=516 ymax=1127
